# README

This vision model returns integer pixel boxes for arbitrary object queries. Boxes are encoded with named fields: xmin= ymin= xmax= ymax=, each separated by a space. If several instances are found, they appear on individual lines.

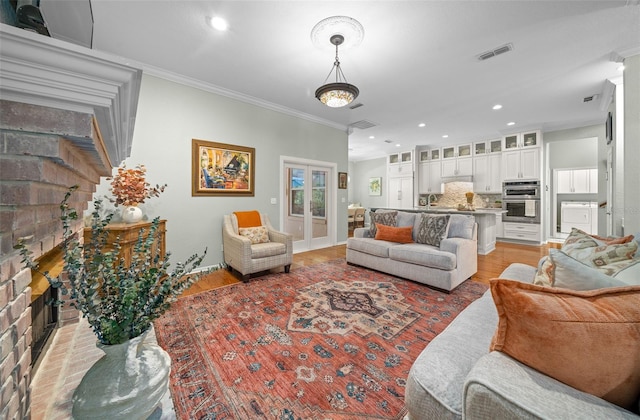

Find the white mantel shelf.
xmin=0 ymin=23 xmax=142 ymax=167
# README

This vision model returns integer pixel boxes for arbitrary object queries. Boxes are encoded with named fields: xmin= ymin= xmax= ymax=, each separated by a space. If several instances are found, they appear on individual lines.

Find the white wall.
xmin=623 ymin=54 xmax=640 ymax=235
xmin=348 ymin=157 xmax=388 ymax=225
xmin=94 ymin=74 xmax=348 ymax=267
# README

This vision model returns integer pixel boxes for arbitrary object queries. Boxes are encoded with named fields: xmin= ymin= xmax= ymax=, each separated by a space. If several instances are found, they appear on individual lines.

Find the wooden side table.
xmin=83 ymin=220 xmax=167 ymax=266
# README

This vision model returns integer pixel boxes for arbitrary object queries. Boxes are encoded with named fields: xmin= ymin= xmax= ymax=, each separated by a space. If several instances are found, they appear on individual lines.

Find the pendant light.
xmin=315 ymin=34 xmax=359 ymax=108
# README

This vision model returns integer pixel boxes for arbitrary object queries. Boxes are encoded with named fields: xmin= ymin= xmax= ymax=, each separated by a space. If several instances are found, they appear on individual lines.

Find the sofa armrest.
xmin=464 ymin=352 xmax=639 ymax=420
xmin=440 ymin=237 xmax=478 ymax=277
xmin=353 ymin=227 xmax=373 ymax=238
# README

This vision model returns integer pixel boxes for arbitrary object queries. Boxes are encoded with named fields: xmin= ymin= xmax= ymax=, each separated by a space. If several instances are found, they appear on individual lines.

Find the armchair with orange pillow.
xmin=222 ymin=211 xmax=293 ymax=281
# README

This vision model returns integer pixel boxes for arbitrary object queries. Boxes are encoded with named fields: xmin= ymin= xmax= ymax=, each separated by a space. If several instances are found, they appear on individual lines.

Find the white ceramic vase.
xmin=122 ymin=205 xmax=143 ymax=223
xmin=72 ymin=326 xmax=171 ymax=420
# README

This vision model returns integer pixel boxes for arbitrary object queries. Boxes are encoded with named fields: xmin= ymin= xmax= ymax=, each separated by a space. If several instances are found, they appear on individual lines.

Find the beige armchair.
xmin=222 ymin=213 xmax=293 ymax=281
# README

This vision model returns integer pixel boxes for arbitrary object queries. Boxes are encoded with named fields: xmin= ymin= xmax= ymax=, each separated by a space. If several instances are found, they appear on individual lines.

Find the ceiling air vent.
xmin=349 ymin=102 xmax=364 ymax=110
xmin=349 ymin=120 xmax=378 ymax=130
xmin=384 ymin=139 xmax=393 ymax=144
xmin=477 ymin=43 xmax=513 ymax=61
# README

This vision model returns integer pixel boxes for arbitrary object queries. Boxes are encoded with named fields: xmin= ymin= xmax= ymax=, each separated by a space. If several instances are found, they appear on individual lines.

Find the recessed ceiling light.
xmin=618 ymin=65 xmax=625 ymax=72
xmin=369 ymin=135 xmax=375 ymax=139
xmin=206 ymin=16 xmax=229 ymax=31
xmin=396 ymin=144 xmax=401 ymax=147
xmin=507 ymin=121 xmax=515 ymax=126
xmin=418 ymin=123 xmax=426 ymax=128
xmin=492 ymin=104 xmax=502 ymax=110
xmin=442 ymin=134 xmax=449 ymax=138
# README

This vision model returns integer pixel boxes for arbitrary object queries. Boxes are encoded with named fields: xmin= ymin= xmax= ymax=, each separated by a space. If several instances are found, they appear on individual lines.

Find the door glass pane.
xmin=311 ymin=171 xmax=326 ymax=217
xmin=290 ymin=168 xmax=305 ymax=216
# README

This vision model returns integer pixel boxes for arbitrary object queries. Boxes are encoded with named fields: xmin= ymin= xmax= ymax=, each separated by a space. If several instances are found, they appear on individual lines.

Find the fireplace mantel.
xmin=0 ymin=23 xmax=142 ymax=168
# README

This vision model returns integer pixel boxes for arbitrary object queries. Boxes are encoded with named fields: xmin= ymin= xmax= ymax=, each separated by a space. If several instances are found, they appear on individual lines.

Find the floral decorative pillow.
xmin=238 ymin=226 xmax=270 ymax=244
xmin=416 ymin=214 xmax=450 ymax=247
xmin=561 ymin=228 xmax=599 ymax=254
xmin=533 ymin=255 xmax=554 ymax=287
xmin=369 ymin=211 xmax=398 ymax=237
xmin=564 ymin=241 xmax=638 ymax=268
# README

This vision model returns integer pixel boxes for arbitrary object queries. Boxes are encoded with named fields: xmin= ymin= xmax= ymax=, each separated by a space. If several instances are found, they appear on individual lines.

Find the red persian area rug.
xmin=154 ymin=259 xmax=488 ymax=419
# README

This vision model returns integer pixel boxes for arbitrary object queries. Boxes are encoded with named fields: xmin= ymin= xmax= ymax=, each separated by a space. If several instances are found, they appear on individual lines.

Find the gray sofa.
xmin=405 ymin=259 xmax=640 ymax=419
xmin=346 ymin=211 xmax=478 ymax=292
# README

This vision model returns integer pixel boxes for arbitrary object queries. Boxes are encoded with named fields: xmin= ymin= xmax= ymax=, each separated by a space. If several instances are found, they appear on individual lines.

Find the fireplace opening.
xmin=29 ymin=246 xmax=64 ymax=375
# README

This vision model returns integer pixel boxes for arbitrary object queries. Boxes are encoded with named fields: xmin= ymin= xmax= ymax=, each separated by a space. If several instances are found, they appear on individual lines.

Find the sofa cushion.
xmin=374 ymin=224 xmax=414 ymax=243
xmin=447 ymin=214 xmax=475 ymax=240
xmin=389 ymin=243 xmax=456 ymax=270
xmin=346 ymin=237 xmax=394 ymax=258
xmin=416 ymin=214 xmax=450 ymax=247
xmin=251 ymin=241 xmax=286 ymax=258
xmin=396 ymin=211 xmax=417 ymax=228
xmin=490 ymin=279 xmax=640 ymax=410
xmin=613 ymin=260 xmax=640 ymax=286
xmin=369 ymin=210 xmax=397 ymax=237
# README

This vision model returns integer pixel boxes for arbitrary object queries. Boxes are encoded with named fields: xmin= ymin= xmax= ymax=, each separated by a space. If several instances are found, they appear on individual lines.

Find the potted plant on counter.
xmin=15 ymin=185 xmax=221 ymax=419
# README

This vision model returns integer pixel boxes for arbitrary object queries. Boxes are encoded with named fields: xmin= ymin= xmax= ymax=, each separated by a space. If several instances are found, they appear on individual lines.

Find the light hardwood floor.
xmin=181 ymin=241 xmax=560 ymax=297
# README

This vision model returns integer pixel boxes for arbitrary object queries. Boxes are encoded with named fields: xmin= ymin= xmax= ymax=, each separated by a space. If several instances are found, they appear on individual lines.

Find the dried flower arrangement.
xmin=107 ymin=164 xmax=167 ymax=207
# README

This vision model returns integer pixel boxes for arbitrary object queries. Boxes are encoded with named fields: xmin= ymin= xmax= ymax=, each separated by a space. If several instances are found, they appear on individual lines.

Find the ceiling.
xmin=39 ymin=1 xmax=640 ymax=161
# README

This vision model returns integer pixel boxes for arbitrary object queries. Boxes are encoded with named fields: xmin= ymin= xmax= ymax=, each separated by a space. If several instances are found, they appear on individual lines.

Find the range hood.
xmin=442 ymin=175 xmax=473 ymax=183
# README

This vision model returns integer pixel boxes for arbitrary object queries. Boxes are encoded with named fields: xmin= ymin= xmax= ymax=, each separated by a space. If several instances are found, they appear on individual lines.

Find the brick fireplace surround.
xmin=0 ymin=25 xmax=141 ymax=418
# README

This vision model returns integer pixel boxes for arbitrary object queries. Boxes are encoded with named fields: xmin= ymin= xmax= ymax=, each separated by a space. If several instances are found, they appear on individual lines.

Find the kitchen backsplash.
xmin=421 ymin=182 xmax=501 ymax=208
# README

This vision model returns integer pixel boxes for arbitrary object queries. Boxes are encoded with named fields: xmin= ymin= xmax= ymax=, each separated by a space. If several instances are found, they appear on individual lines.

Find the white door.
xmin=283 ymin=163 xmax=332 ymax=252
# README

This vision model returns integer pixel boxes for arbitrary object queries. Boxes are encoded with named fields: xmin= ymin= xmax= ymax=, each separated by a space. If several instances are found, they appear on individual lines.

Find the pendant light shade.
xmin=315 ymin=34 xmax=359 ymax=108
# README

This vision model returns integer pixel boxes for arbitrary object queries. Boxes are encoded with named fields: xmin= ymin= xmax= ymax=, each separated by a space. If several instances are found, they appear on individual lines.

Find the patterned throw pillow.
xmin=561 ymin=228 xmax=599 ymax=254
xmin=369 ymin=211 xmax=398 ymax=237
xmin=564 ymin=240 xmax=638 ymax=268
xmin=533 ymin=255 xmax=554 ymax=287
xmin=238 ymin=226 xmax=270 ymax=244
xmin=416 ymin=214 xmax=450 ymax=247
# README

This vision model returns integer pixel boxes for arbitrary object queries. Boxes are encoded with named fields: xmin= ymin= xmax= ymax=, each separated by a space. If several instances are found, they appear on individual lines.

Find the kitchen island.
xmin=371 ymin=207 xmax=505 ymax=255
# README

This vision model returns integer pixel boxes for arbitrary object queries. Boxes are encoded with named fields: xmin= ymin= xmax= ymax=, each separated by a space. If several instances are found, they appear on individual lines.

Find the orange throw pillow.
xmin=374 ymin=224 xmax=414 ymax=243
xmin=234 ymin=211 xmax=262 ymax=228
xmin=489 ymin=279 xmax=640 ymax=410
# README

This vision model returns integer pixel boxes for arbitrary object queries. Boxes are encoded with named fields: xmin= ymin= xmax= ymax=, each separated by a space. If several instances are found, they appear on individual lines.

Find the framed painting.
xmin=192 ymin=139 xmax=255 ymax=196
xmin=369 ymin=177 xmax=381 ymax=196
xmin=338 ymin=172 xmax=348 ymax=189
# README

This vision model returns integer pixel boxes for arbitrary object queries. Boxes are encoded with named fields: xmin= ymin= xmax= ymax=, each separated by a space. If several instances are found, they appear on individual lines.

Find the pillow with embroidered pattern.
xmin=238 ymin=226 xmax=270 ymax=244
xmin=416 ymin=214 xmax=450 ymax=247
xmin=369 ymin=210 xmax=398 ymax=237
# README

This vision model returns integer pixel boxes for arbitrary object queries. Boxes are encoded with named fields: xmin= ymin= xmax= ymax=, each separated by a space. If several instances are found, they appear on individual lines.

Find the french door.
xmin=283 ymin=162 xmax=333 ymax=252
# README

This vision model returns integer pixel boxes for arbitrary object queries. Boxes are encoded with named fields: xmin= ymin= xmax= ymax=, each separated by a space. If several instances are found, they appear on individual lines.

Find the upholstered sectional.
xmin=346 ymin=210 xmax=478 ymax=292
xmin=405 ymin=230 xmax=640 ymax=419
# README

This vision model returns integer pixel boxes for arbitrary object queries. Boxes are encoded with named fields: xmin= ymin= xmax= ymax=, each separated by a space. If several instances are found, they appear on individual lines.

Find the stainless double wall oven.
xmin=502 ymin=180 xmax=541 ymax=223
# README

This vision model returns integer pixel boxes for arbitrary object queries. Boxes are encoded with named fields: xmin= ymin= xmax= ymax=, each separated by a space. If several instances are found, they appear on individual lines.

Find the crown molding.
xmin=140 ymin=63 xmax=349 ymax=133
xmin=0 ymin=23 xmax=142 ymax=165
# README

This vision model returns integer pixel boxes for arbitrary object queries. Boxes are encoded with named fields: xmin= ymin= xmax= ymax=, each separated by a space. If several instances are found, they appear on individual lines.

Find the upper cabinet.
xmin=388 ymin=151 xmax=413 ymax=178
xmin=556 ymin=168 xmax=597 ymax=194
xmin=503 ymin=130 xmax=540 ymax=150
xmin=502 ymin=130 xmax=542 ymax=180
xmin=474 ymin=139 xmax=502 ymax=155
xmin=442 ymin=144 xmax=471 ymax=159
xmin=473 ymin=153 xmax=502 ymax=193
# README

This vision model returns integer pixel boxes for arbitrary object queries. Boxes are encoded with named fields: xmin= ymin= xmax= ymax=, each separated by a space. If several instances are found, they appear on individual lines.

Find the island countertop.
xmin=370 ymin=207 xmax=502 ymax=255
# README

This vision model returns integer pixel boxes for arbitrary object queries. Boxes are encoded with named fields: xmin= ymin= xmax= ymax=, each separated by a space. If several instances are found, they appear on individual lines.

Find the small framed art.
xmin=338 ymin=172 xmax=348 ymax=189
xmin=369 ymin=177 xmax=382 ymax=196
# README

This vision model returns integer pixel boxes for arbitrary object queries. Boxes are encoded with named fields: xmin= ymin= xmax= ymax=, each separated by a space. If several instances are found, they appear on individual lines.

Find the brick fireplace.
xmin=0 ymin=25 xmax=141 ymax=418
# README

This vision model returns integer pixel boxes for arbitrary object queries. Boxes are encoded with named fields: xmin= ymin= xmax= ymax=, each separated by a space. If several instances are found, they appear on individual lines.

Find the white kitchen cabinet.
xmin=503 ymin=130 xmax=540 ymax=150
xmin=474 ymin=139 xmax=502 ymax=155
xmin=442 ymin=144 xmax=472 ymax=160
xmin=557 ymin=168 xmax=597 ymax=193
xmin=503 ymin=222 xmax=541 ymax=242
xmin=388 ymin=151 xmax=413 ymax=178
xmin=388 ymin=176 xmax=414 ymax=209
xmin=418 ymin=161 xmax=443 ymax=194
xmin=503 ymin=147 xmax=540 ymax=180
xmin=473 ymin=153 xmax=502 ymax=193
xmin=496 ymin=213 xmax=503 ymax=238
xmin=442 ymin=156 xmax=472 ymax=177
